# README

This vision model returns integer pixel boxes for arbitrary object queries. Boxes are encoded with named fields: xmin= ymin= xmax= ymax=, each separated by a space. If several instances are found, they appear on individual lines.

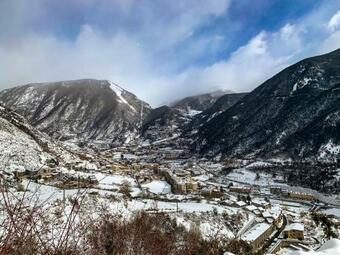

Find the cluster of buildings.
xmin=270 ymin=187 xmax=316 ymax=201
xmin=239 ymin=203 xmax=307 ymax=254
xmin=240 ymin=206 xmax=282 ymax=252
xmin=155 ymin=167 xmax=199 ymax=194
xmin=151 ymin=160 xmax=225 ymax=196
xmin=230 ymin=186 xmax=253 ymax=194
xmin=227 ymin=184 xmax=316 ymax=202
xmin=12 ymin=161 xmax=101 ymax=188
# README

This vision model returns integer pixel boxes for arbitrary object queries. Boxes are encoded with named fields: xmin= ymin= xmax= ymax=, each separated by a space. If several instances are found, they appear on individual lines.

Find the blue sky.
xmin=0 ymin=0 xmax=340 ymax=105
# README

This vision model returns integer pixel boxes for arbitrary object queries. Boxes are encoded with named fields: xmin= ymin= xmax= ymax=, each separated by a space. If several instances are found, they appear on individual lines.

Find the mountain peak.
xmin=170 ymin=89 xmax=234 ymax=113
xmin=195 ymin=49 xmax=340 ymax=159
xmin=0 ymin=79 xmax=151 ymax=145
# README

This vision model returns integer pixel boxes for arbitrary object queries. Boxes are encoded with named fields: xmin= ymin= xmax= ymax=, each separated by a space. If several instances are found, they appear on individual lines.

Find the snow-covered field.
xmin=141 ymin=180 xmax=172 ymax=194
xmin=226 ymin=168 xmax=285 ymax=186
xmin=19 ymin=177 xmax=238 ymax=216
xmin=126 ymin=199 xmax=238 ymax=215
xmin=58 ymin=168 xmax=138 ymax=191
xmin=245 ymin=161 xmax=273 ymax=169
xmin=322 ymin=208 xmax=340 ymax=218
xmin=280 ymin=239 xmax=340 ymax=255
xmin=22 ymin=180 xmax=118 ymax=202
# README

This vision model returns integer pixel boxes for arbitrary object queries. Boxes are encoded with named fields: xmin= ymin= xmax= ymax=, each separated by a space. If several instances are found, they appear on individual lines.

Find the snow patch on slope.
xmin=108 ymin=81 xmax=137 ymax=112
xmin=292 ymin=77 xmax=314 ymax=93
xmin=184 ymin=107 xmax=202 ymax=117
xmin=319 ymin=140 xmax=340 ymax=158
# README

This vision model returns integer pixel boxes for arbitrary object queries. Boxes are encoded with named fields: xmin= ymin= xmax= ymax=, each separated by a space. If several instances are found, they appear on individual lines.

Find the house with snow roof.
xmin=241 ymin=222 xmax=275 ymax=253
xmin=283 ymin=223 xmax=304 ymax=240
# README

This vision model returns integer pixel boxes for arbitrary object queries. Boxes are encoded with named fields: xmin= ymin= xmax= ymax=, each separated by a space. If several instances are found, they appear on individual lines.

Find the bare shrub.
xmin=86 ymin=212 xmax=223 ymax=255
xmin=224 ymin=239 xmax=252 ymax=255
xmin=119 ymin=180 xmax=131 ymax=198
xmin=0 ymin=180 xmax=224 ymax=255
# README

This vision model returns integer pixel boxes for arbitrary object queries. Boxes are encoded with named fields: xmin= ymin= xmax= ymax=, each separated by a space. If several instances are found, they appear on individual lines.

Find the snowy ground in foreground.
xmin=3 ymin=178 xmax=240 ymax=244
xmin=279 ymin=238 xmax=340 ymax=255
xmin=19 ymin=179 xmax=239 ymax=216
xmin=322 ymin=208 xmax=340 ymax=218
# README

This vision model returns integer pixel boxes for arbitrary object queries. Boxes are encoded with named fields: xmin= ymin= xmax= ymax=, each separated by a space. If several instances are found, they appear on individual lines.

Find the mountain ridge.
xmin=0 ymin=79 xmax=151 ymax=145
xmin=170 ymin=89 xmax=234 ymax=113
xmin=194 ymin=48 xmax=340 ymax=159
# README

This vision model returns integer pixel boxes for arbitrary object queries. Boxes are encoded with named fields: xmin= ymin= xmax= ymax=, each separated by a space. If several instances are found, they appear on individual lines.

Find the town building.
xmin=283 ymin=223 xmax=304 ymax=240
xmin=284 ymin=191 xmax=315 ymax=201
xmin=262 ymin=205 xmax=283 ymax=227
xmin=229 ymin=186 xmax=252 ymax=194
xmin=241 ymin=222 xmax=275 ymax=253
xmin=270 ymin=186 xmax=316 ymax=201
xmin=37 ymin=167 xmax=59 ymax=180
xmin=155 ymin=168 xmax=199 ymax=194
xmin=252 ymin=198 xmax=271 ymax=209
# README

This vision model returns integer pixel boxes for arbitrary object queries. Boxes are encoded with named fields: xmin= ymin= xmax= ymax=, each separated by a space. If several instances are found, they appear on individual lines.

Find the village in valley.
xmin=2 ymin=0 xmax=340 ymax=254
xmin=3 ymin=134 xmax=340 ymax=255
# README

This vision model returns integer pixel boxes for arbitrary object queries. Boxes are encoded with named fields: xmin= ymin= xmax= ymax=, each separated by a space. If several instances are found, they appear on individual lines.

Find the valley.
xmin=1 ymin=49 xmax=340 ymax=255
xmin=1 ymin=123 xmax=340 ymax=254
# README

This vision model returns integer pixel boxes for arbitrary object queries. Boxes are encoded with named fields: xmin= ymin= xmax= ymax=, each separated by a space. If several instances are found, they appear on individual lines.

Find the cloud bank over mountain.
xmin=0 ymin=0 xmax=340 ymax=105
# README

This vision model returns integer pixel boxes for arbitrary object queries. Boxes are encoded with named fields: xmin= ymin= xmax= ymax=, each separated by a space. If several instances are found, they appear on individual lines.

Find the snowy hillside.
xmin=0 ymin=105 xmax=80 ymax=173
xmin=142 ymin=93 xmax=247 ymax=143
xmin=0 ymin=79 xmax=151 ymax=145
xmin=196 ymin=49 xmax=340 ymax=159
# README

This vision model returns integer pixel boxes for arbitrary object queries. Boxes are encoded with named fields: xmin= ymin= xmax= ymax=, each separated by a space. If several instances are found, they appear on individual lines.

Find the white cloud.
xmin=279 ymin=24 xmax=295 ymax=40
xmin=321 ymin=30 xmax=340 ymax=53
xmin=328 ymin=10 xmax=340 ymax=31
xmin=0 ymin=1 xmax=340 ymax=107
xmin=199 ymin=32 xmax=287 ymax=92
xmin=147 ymin=6 xmax=340 ymax=105
xmin=158 ymin=31 xmax=289 ymax=97
xmin=0 ymin=26 xmax=153 ymax=95
xmin=0 ymin=0 xmax=231 ymax=105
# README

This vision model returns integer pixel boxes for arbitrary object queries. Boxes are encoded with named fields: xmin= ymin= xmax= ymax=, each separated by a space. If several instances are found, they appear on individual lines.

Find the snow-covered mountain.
xmin=195 ymin=49 xmax=340 ymax=159
xmin=142 ymin=92 xmax=247 ymax=144
xmin=171 ymin=89 xmax=233 ymax=115
xmin=190 ymin=92 xmax=248 ymax=126
xmin=141 ymin=106 xmax=190 ymax=142
xmin=0 ymin=79 xmax=151 ymax=145
xmin=0 ymin=105 xmax=79 ymax=173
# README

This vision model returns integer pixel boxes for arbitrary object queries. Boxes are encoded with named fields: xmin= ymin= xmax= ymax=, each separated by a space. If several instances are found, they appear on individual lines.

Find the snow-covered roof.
xmin=76 ymin=161 xmax=98 ymax=170
xmin=235 ymin=201 xmax=247 ymax=207
xmin=252 ymin=198 xmax=270 ymax=205
xmin=245 ymin=161 xmax=272 ymax=169
xmin=285 ymin=223 xmax=304 ymax=232
xmin=263 ymin=205 xmax=282 ymax=219
xmin=245 ymin=205 xmax=258 ymax=211
xmin=263 ymin=211 xmax=272 ymax=218
xmin=241 ymin=223 xmax=272 ymax=242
